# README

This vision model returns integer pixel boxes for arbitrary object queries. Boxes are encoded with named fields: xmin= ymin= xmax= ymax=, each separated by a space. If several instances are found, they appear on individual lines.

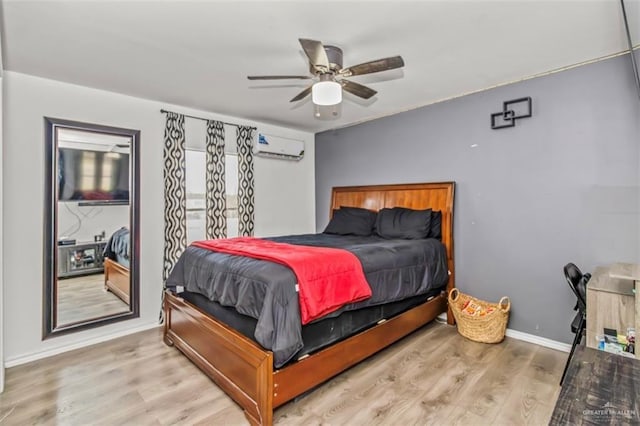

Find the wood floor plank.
xmin=57 ymin=273 xmax=129 ymax=326
xmin=492 ymin=381 xmax=551 ymax=426
xmin=0 ymin=324 xmax=566 ymax=425
xmin=492 ymin=346 xmax=566 ymax=425
xmin=521 ymin=344 xmax=567 ymax=384
xmin=446 ymin=404 xmax=493 ymax=425
xmin=455 ymin=338 xmax=536 ymax=420
xmin=192 ymin=403 xmax=254 ymax=426
xmin=284 ymin=323 xmax=455 ymax=424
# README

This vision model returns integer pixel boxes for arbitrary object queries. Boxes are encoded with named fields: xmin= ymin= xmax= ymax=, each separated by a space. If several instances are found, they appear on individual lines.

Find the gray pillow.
xmin=430 ymin=210 xmax=442 ymax=240
xmin=375 ymin=207 xmax=432 ymax=239
xmin=324 ymin=206 xmax=377 ymax=236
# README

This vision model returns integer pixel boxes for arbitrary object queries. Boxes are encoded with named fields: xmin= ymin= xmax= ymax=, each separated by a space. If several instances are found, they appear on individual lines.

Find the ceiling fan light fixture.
xmin=312 ymin=80 xmax=342 ymax=106
xmin=248 ymin=38 xmax=404 ymax=110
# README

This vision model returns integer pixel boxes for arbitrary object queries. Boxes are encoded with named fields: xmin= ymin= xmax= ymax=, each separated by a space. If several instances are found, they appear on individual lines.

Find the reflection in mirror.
xmin=44 ymin=118 xmax=140 ymax=338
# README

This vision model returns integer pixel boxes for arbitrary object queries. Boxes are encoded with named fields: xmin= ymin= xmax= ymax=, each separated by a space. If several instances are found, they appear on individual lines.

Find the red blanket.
xmin=192 ymin=237 xmax=372 ymax=324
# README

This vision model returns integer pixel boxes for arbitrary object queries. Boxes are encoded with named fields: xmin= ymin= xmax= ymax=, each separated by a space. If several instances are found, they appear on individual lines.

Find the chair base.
xmin=560 ymin=314 xmax=586 ymax=386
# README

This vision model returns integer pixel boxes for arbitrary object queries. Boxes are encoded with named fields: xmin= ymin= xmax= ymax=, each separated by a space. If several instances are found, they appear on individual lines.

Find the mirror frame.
xmin=43 ymin=117 xmax=140 ymax=338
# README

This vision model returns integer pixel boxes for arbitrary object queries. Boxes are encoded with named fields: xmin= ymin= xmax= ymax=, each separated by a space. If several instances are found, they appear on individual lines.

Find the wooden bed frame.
xmin=104 ymin=258 xmax=130 ymax=304
xmin=163 ymin=181 xmax=456 ymax=425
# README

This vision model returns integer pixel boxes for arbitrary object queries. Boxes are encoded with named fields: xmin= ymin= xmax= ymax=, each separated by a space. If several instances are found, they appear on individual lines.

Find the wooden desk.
xmin=586 ymin=264 xmax=638 ymax=359
xmin=550 ymin=345 xmax=640 ymax=425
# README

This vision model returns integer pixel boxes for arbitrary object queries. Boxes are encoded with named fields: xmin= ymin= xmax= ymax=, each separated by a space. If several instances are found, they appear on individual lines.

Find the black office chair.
xmin=560 ymin=262 xmax=591 ymax=386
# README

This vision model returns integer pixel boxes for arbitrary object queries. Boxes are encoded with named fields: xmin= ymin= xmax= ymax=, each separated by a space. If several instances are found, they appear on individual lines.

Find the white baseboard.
xmin=437 ymin=313 xmax=570 ymax=353
xmin=5 ymin=322 xmax=160 ymax=368
xmin=504 ymin=329 xmax=571 ymax=353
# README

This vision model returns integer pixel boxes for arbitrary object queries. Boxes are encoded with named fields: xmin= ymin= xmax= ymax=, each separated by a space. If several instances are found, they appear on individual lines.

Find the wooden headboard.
xmin=330 ymin=182 xmax=456 ymax=299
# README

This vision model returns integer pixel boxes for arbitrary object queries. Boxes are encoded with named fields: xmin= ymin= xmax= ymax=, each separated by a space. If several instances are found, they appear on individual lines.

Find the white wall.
xmin=0 ymin=29 xmax=5 ymax=392
xmin=0 ymin=78 xmax=5 ymax=391
xmin=2 ymin=71 xmax=315 ymax=364
xmin=57 ymin=203 xmax=129 ymax=243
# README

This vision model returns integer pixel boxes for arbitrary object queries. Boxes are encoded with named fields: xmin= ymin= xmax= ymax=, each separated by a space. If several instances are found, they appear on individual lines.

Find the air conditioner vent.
xmin=254 ymin=133 xmax=304 ymax=161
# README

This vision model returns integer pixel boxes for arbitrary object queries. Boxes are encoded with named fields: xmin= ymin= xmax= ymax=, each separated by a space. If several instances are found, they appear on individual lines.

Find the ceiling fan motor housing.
xmin=311 ymin=45 xmax=343 ymax=74
xmin=248 ymin=38 xmax=404 ymax=105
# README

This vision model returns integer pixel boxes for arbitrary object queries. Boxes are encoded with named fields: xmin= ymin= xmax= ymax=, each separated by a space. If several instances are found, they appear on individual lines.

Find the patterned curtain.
xmin=205 ymin=120 xmax=227 ymax=239
xmin=236 ymin=126 xmax=255 ymax=237
xmin=163 ymin=112 xmax=187 ymax=283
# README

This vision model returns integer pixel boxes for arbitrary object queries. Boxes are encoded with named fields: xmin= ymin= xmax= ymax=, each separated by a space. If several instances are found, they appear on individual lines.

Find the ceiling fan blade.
xmin=290 ymin=85 xmax=313 ymax=102
xmin=299 ymin=38 xmax=330 ymax=70
xmin=247 ymin=75 xmax=311 ymax=80
xmin=339 ymin=56 xmax=404 ymax=77
xmin=340 ymin=79 xmax=377 ymax=99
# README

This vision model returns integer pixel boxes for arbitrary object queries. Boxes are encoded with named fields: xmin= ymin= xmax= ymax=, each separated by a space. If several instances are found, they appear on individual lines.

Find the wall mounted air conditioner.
xmin=254 ymin=133 xmax=304 ymax=161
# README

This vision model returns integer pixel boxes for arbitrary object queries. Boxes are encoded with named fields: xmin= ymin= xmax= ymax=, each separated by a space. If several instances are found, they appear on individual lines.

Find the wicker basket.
xmin=448 ymin=288 xmax=510 ymax=344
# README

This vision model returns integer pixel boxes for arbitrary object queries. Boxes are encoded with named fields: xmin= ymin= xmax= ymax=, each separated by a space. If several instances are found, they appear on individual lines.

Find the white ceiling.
xmin=1 ymin=0 xmax=639 ymax=133
xmin=58 ymin=128 xmax=131 ymax=148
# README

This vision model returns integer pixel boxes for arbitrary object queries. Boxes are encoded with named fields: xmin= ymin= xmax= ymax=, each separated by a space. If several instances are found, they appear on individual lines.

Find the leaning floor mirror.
xmin=43 ymin=118 xmax=140 ymax=338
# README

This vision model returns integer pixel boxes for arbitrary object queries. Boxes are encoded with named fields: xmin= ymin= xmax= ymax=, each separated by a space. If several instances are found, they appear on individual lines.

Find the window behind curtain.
xmin=185 ymin=150 xmax=238 ymax=243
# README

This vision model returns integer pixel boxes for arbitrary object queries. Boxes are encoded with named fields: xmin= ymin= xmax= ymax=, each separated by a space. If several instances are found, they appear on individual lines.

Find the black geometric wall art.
xmin=491 ymin=97 xmax=532 ymax=130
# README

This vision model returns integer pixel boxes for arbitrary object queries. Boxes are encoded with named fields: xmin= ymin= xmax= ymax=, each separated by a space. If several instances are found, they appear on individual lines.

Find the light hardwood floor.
xmin=0 ymin=322 xmax=564 ymax=425
xmin=57 ymin=273 xmax=129 ymax=326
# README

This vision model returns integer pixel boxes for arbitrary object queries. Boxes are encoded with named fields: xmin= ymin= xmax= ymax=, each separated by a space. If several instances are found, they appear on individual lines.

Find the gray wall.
xmin=315 ymin=52 xmax=640 ymax=343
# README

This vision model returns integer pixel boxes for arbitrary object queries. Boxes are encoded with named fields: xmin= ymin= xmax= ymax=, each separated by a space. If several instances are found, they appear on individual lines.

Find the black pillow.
xmin=323 ymin=206 xmax=377 ymax=236
xmin=430 ymin=210 xmax=442 ymax=240
xmin=375 ymin=207 xmax=432 ymax=239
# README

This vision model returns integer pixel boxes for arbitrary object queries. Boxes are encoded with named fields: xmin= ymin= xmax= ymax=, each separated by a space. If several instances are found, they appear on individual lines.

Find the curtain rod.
xmin=160 ymin=109 xmax=257 ymax=130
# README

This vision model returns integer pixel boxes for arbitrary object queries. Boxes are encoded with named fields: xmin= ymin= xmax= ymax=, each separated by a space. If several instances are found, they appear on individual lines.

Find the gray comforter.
xmin=103 ymin=227 xmax=130 ymax=268
xmin=166 ymin=233 xmax=448 ymax=367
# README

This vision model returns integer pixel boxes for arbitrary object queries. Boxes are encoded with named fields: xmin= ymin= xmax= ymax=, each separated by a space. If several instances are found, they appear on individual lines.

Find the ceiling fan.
xmin=247 ymin=38 xmax=405 ymax=106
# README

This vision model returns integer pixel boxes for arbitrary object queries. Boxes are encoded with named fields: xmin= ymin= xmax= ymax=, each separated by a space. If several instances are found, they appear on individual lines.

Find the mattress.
xmin=167 ymin=233 xmax=449 ymax=367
